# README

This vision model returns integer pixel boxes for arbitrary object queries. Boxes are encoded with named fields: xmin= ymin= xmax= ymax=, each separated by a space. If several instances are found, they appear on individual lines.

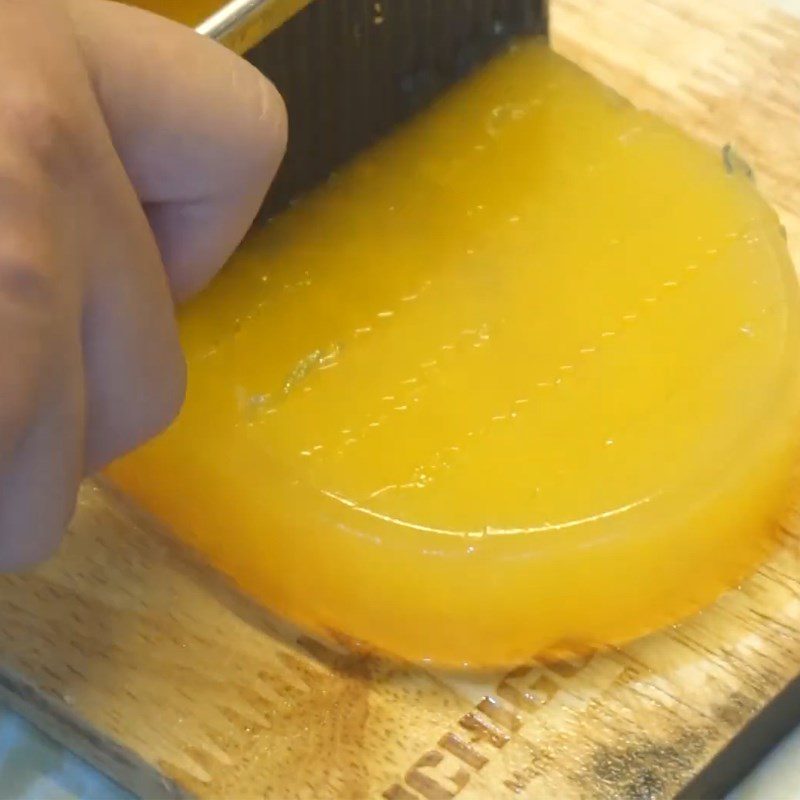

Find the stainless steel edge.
xmin=196 ymin=0 xmax=314 ymax=52
xmin=199 ymin=0 xmax=549 ymax=214
xmin=199 ymin=0 xmax=548 ymax=53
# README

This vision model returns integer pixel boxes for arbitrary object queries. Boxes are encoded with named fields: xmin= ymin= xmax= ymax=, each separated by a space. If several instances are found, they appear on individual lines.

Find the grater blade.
xmin=199 ymin=0 xmax=548 ymax=215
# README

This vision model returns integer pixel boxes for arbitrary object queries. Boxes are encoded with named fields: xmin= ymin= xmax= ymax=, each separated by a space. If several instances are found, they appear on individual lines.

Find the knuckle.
xmin=0 ymin=257 xmax=57 ymax=318
xmin=0 ymin=84 xmax=82 ymax=177
xmin=0 ymin=260 xmax=59 ymax=354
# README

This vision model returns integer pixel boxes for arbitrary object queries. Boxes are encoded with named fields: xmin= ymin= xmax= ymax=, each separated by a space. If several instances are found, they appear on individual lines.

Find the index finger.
xmin=69 ymin=0 xmax=288 ymax=299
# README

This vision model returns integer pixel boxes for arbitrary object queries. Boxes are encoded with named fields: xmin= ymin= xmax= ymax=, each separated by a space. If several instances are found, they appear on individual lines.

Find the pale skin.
xmin=0 ymin=0 xmax=287 ymax=568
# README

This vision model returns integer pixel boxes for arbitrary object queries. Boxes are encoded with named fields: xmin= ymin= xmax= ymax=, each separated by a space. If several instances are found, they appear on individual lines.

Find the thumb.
xmin=69 ymin=0 xmax=288 ymax=301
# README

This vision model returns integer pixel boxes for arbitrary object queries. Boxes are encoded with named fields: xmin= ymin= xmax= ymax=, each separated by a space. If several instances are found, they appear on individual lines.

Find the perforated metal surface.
xmin=244 ymin=0 xmax=547 ymax=214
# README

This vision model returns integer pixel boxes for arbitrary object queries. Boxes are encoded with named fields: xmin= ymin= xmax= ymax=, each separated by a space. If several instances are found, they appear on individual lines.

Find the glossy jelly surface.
xmin=109 ymin=42 xmax=800 ymax=667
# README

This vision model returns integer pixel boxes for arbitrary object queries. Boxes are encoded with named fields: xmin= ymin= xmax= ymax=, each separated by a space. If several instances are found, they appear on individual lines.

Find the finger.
xmin=0 ymin=363 xmax=84 ymax=570
xmin=0 ymin=0 xmax=186 ymax=477
xmin=81 ymin=180 xmax=186 ymax=471
xmin=65 ymin=71 xmax=188 ymax=471
xmin=0 ymin=186 xmax=58 ymax=457
xmin=0 ymin=93 xmax=86 ymax=568
xmin=0 ymin=224 xmax=83 ymax=568
xmin=69 ymin=0 xmax=288 ymax=301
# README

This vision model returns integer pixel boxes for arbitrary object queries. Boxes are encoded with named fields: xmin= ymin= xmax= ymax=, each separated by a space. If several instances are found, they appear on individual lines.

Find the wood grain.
xmin=4 ymin=0 xmax=800 ymax=797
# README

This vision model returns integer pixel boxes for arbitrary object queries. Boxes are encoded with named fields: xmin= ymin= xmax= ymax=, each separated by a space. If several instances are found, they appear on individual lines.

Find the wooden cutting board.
xmin=3 ymin=0 xmax=800 ymax=797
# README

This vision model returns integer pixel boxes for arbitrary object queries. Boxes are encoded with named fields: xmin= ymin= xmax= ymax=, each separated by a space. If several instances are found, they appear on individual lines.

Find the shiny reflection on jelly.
xmin=108 ymin=42 xmax=800 ymax=667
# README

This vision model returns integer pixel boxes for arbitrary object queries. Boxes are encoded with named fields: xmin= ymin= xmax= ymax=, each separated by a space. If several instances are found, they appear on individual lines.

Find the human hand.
xmin=0 ymin=0 xmax=286 ymax=568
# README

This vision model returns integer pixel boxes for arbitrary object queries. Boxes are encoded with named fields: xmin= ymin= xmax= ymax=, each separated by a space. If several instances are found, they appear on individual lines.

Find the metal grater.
xmin=198 ymin=0 xmax=548 ymax=215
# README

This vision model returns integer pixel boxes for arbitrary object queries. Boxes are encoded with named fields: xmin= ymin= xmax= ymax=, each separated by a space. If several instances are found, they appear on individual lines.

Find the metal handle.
xmin=196 ymin=0 xmax=313 ymax=53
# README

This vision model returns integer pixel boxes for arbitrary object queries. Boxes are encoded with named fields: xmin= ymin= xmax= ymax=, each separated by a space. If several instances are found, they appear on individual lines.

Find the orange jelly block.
xmin=109 ymin=43 xmax=800 ymax=667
